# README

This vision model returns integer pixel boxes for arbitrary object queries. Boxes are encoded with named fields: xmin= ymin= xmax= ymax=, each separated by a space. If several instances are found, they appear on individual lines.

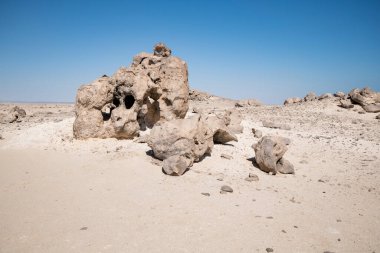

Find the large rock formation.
xmin=148 ymin=114 xmax=214 ymax=176
xmin=253 ymin=136 xmax=294 ymax=175
xmin=73 ymin=43 xmax=189 ymax=139
xmin=348 ymin=87 xmax=380 ymax=113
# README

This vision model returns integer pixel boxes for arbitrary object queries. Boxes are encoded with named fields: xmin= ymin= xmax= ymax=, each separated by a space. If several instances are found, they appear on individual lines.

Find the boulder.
xmin=339 ymin=99 xmax=354 ymax=109
xmin=363 ymin=103 xmax=380 ymax=113
xmin=318 ymin=93 xmax=333 ymax=100
xmin=148 ymin=114 xmax=214 ymax=176
xmin=0 ymin=106 xmax=27 ymax=124
xmin=304 ymin=92 xmax=317 ymax=102
xmin=189 ymin=89 xmax=211 ymax=101
xmin=334 ymin=91 xmax=345 ymax=98
xmin=235 ymin=99 xmax=262 ymax=107
xmin=349 ymin=87 xmax=380 ymax=106
xmin=73 ymin=43 xmax=189 ymax=139
xmin=283 ymin=97 xmax=301 ymax=105
xmin=204 ymin=114 xmax=237 ymax=144
xmin=253 ymin=136 xmax=294 ymax=175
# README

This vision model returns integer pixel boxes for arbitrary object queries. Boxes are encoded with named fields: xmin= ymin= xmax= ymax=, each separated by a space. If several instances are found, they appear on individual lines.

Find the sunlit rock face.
xmin=73 ymin=43 xmax=189 ymax=139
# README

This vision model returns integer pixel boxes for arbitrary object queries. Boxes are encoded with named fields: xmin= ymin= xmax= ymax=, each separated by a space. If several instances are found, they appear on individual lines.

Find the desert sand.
xmin=0 ymin=96 xmax=379 ymax=253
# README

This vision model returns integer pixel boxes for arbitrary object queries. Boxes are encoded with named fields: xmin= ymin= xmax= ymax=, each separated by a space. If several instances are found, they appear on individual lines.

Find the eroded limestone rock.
xmin=0 ymin=106 xmax=27 ymax=124
xmin=73 ymin=43 xmax=189 ymax=139
xmin=253 ymin=136 xmax=294 ymax=175
xmin=147 ymin=114 xmax=214 ymax=176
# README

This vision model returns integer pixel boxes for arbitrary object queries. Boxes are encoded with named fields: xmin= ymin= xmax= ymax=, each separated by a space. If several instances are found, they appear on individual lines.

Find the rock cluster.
xmin=284 ymin=92 xmax=335 ymax=105
xmin=0 ymin=106 xmax=26 ymax=124
xmin=73 ymin=43 xmax=189 ymax=139
xmin=346 ymin=87 xmax=380 ymax=113
xmin=148 ymin=113 xmax=238 ymax=176
xmin=253 ymin=136 xmax=294 ymax=175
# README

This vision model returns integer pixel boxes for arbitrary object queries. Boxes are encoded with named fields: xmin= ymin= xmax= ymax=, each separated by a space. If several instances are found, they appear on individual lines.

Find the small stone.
xmin=245 ymin=173 xmax=259 ymax=182
xmin=376 ymin=114 xmax=380 ymax=119
xmin=221 ymin=153 xmax=232 ymax=160
xmin=254 ymin=130 xmax=262 ymax=138
xmin=0 ymin=134 xmax=3 ymax=140
xmin=80 ymin=227 xmax=88 ymax=230
xmin=201 ymin=193 xmax=210 ymax=197
xmin=266 ymin=248 xmax=274 ymax=252
xmin=299 ymin=160 xmax=308 ymax=164
xmin=220 ymin=185 xmax=233 ymax=193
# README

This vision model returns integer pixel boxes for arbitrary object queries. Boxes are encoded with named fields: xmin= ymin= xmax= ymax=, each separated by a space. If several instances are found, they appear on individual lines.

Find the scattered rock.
xmin=334 ymin=91 xmax=345 ymax=98
xmin=221 ymin=154 xmax=232 ymax=160
xmin=204 ymin=113 xmax=238 ymax=144
xmin=318 ymin=93 xmax=333 ymax=100
xmin=245 ymin=173 xmax=259 ymax=182
xmin=339 ymin=99 xmax=354 ymax=109
xmin=362 ymin=103 xmax=380 ymax=113
xmin=201 ymin=192 xmax=210 ymax=197
xmin=284 ymin=97 xmax=302 ymax=105
xmin=266 ymin=248 xmax=274 ymax=252
xmin=235 ymin=99 xmax=261 ymax=107
xmin=148 ymin=114 xmax=213 ymax=176
xmin=220 ymin=185 xmax=233 ymax=193
xmin=304 ymin=92 xmax=317 ymax=102
xmin=189 ymin=89 xmax=211 ymax=101
xmin=376 ymin=114 xmax=380 ymax=119
xmin=73 ymin=43 xmax=189 ymax=139
xmin=253 ymin=136 xmax=294 ymax=174
xmin=0 ymin=134 xmax=3 ymax=140
xmin=262 ymin=120 xmax=291 ymax=130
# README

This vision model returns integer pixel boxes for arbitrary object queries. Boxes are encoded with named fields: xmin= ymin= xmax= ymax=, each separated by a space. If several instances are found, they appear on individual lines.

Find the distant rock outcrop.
xmin=73 ymin=43 xmax=189 ymax=139
xmin=348 ymin=87 xmax=380 ymax=113
xmin=0 ymin=106 xmax=27 ymax=124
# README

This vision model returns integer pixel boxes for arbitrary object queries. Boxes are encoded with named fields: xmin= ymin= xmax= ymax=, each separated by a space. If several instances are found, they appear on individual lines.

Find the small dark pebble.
xmin=201 ymin=193 xmax=210 ymax=197
xmin=266 ymin=248 xmax=274 ymax=252
xmin=80 ymin=227 xmax=88 ymax=230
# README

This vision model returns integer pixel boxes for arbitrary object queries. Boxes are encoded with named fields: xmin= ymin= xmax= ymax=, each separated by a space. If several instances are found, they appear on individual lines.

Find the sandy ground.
xmin=0 ymin=99 xmax=379 ymax=253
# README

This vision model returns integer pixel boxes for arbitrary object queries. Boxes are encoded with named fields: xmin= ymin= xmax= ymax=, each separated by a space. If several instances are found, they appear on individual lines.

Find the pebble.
xmin=201 ymin=192 xmax=210 ymax=197
xmin=245 ymin=173 xmax=259 ymax=182
xmin=221 ymin=154 xmax=232 ymax=160
xmin=220 ymin=185 xmax=233 ymax=193
xmin=266 ymin=248 xmax=274 ymax=252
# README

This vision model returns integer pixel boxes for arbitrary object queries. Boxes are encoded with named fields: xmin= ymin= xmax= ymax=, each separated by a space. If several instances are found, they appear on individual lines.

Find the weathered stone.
xmin=362 ymin=103 xmax=380 ymax=113
xmin=220 ymin=185 xmax=233 ymax=193
xmin=339 ymin=99 xmax=354 ymax=109
xmin=253 ymin=136 xmax=294 ymax=175
xmin=276 ymin=158 xmax=295 ymax=174
xmin=318 ymin=93 xmax=333 ymax=100
xmin=349 ymin=87 xmax=380 ymax=106
xmin=0 ymin=106 xmax=27 ymax=124
xmin=262 ymin=120 xmax=291 ymax=130
xmin=73 ymin=44 xmax=189 ymax=139
xmin=334 ymin=91 xmax=345 ymax=98
xmin=148 ymin=114 xmax=214 ymax=175
xmin=235 ymin=99 xmax=261 ymax=107
xmin=304 ymin=92 xmax=317 ymax=102
xmin=204 ymin=114 xmax=237 ymax=144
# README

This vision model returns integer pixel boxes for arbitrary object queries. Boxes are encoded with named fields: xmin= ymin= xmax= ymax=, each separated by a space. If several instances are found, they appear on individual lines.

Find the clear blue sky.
xmin=1 ymin=0 xmax=379 ymax=104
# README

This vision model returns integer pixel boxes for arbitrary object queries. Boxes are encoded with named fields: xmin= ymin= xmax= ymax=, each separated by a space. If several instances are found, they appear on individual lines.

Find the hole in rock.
xmin=113 ymin=97 xmax=120 ymax=107
xmin=124 ymin=95 xmax=135 ymax=109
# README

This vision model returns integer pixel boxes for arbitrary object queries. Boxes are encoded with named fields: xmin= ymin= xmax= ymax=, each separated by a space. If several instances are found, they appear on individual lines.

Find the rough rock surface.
xmin=73 ymin=43 xmax=189 ymax=139
xmin=334 ymin=91 xmax=345 ymax=98
xmin=344 ymin=87 xmax=380 ymax=113
xmin=339 ymin=99 xmax=354 ymax=109
xmin=148 ymin=114 xmax=214 ymax=176
xmin=189 ymin=89 xmax=211 ymax=101
xmin=204 ymin=114 xmax=238 ymax=144
xmin=0 ymin=106 xmax=27 ymax=124
xmin=304 ymin=92 xmax=318 ymax=102
xmin=253 ymin=136 xmax=294 ymax=175
xmin=284 ymin=97 xmax=302 ymax=105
